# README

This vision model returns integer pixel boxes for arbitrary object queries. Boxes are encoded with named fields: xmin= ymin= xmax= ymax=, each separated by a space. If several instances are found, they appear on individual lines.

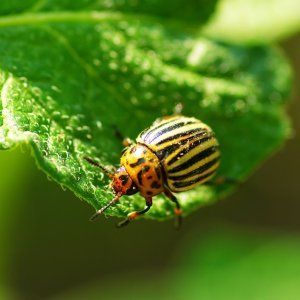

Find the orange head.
xmin=111 ymin=166 xmax=138 ymax=196
xmin=89 ymin=166 xmax=138 ymax=221
xmin=84 ymin=157 xmax=139 ymax=221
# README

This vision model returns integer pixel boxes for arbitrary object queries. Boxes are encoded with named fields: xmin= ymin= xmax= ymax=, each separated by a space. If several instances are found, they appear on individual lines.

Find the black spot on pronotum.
xmin=130 ymin=158 xmax=146 ymax=168
xmin=129 ymin=146 xmax=136 ymax=154
xmin=155 ymin=167 xmax=161 ymax=179
xmin=142 ymin=165 xmax=150 ymax=173
xmin=151 ymin=181 xmax=161 ymax=189
xmin=146 ymin=191 xmax=153 ymax=196
xmin=137 ymin=170 xmax=143 ymax=185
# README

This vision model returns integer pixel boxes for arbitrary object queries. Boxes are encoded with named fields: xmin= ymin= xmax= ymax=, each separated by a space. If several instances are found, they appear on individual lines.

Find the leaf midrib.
xmin=0 ymin=11 xmax=123 ymax=28
xmin=0 ymin=10 xmax=194 ymax=31
xmin=0 ymin=10 xmax=251 ymax=104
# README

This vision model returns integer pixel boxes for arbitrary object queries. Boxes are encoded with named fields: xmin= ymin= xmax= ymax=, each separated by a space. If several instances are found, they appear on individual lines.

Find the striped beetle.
xmin=85 ymin=115 xmax=220 ymax=228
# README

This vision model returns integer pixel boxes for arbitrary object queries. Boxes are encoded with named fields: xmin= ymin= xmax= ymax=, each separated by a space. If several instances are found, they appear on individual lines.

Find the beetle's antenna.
xmin=89 ymin=193 xmax=121 ymax=221
xmin=84 ymin=157 xmax=114 ymax=179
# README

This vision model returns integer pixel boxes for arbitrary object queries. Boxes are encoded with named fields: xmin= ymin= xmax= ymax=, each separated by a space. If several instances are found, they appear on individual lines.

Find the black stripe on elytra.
xmin=155 ymin=131 xmax=209 ymax=160
xmin=129 ymin=157 xmax=146 ymax=168
xmin=168 ymin=156 xmax=220 ymax=181
xmin=155 ymin=127 xmax=206 ymax=146
xmin=149 ymin=121 xmax=196 ymax=143
xmin=168 ymin=146 xmax=219 ymax=174
xmin=173 ymin=170 xmax=216 ymax=188
xmin=167 ymin=135 xmax=213 ymax=166
xmin=141 ymin=118 xmax=179 ymax=141
xmin=155 ymin=143 xmax=181 ymax=160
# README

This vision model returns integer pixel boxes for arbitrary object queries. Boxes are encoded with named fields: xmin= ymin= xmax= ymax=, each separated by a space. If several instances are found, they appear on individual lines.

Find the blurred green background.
xmin=1 ymin=9 xmax=300 ymax=300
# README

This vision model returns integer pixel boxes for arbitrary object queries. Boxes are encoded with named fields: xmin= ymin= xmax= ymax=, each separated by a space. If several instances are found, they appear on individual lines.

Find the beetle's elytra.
xmin=85 ymin=115 xmax=220 ymax=228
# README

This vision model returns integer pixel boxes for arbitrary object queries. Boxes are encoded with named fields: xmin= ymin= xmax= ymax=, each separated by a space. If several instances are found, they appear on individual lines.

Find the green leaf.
xmin=202 ymin=0 xmax=300 ymax=44
xmin=0 ymin=2 xmax=292 ymax=221
xmin=0 ymin=78 xmax=6 ymax=149
xmin=0 ymin=0 xmax=217 ymax=24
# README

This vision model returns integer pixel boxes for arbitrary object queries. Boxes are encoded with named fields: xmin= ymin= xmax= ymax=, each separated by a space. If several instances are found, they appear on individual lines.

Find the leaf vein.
xmin=43 ymin=26 xmax=130 ymax=111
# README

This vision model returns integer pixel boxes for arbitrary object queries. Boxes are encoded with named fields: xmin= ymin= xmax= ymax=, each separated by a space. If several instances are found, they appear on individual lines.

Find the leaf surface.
xmin=0 ymin=1 xmax=292 ymax=220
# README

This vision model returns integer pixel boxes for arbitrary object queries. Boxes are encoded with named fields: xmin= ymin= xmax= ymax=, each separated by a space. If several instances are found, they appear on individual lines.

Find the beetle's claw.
xmin=116 ymin=219 xmax=130 ymax=228
xmin=173 ymin=215 xmax=182 ymax=230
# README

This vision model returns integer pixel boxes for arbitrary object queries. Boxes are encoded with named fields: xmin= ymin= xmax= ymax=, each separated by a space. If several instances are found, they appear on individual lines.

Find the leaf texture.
xmin=0 ymin=1 xmax=292 ymax=220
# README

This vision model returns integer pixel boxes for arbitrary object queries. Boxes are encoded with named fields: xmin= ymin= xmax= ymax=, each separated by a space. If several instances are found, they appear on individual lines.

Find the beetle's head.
xmin=84 ymin=158 xmax=139 ymax=221
xmin=111 ymin=166 xmax=138 ymax=196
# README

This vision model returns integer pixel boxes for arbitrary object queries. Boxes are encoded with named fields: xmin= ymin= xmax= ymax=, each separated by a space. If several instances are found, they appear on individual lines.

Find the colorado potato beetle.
xmin=85 ymin=115 xmax=220 ymax=228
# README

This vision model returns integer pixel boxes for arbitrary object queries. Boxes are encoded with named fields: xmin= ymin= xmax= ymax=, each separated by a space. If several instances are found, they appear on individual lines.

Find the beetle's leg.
xmin=159 ymin=103 xmax=184 ymax=122
xmin=122 ymin=138 xmax=134 ymax=148
xmin=113 ymin=125 xmax=134 ymax=147
xmin=113 ymin=125 xmax=124 ymax=141
xmin=204 ymin=176 xmax=239 ymax=186
xmin=164 ymin=188 xmax=182 ymax=230
xmin=117 ymin=197 xmax=153 ymax=228
xmin=173 ymin=102 xmax=183 ymax=115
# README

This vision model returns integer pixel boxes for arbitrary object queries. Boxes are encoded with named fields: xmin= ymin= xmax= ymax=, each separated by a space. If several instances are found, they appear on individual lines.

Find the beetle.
xmin=85 ymin=115 xmax=220 ymax=228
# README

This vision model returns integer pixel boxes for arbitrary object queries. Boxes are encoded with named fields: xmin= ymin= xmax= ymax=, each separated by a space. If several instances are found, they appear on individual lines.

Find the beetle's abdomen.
xmin=137 ymin=116 xmax=220 ymax=192
xmin=121 ymin=144 xmax=164 ymax=198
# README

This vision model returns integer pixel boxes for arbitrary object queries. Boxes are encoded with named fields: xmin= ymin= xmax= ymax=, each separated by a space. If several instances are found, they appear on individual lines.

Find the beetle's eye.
xmin=119 ymin=174 xmax=129 ymax=185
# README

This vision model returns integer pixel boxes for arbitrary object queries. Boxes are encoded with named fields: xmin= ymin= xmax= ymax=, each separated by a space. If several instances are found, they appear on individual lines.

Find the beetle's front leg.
xmin=122 ymin=138 xmax=134 ymax=148
xmin=113 ymin=125 xmax=134 ymax=147
xmin=117 ymin=197 xmax=153 ymax=228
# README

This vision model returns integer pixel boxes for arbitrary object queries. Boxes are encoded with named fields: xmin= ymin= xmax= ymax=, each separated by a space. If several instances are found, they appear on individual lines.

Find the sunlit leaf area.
xmin=0 ymin=1 xmax=299 ymax=299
